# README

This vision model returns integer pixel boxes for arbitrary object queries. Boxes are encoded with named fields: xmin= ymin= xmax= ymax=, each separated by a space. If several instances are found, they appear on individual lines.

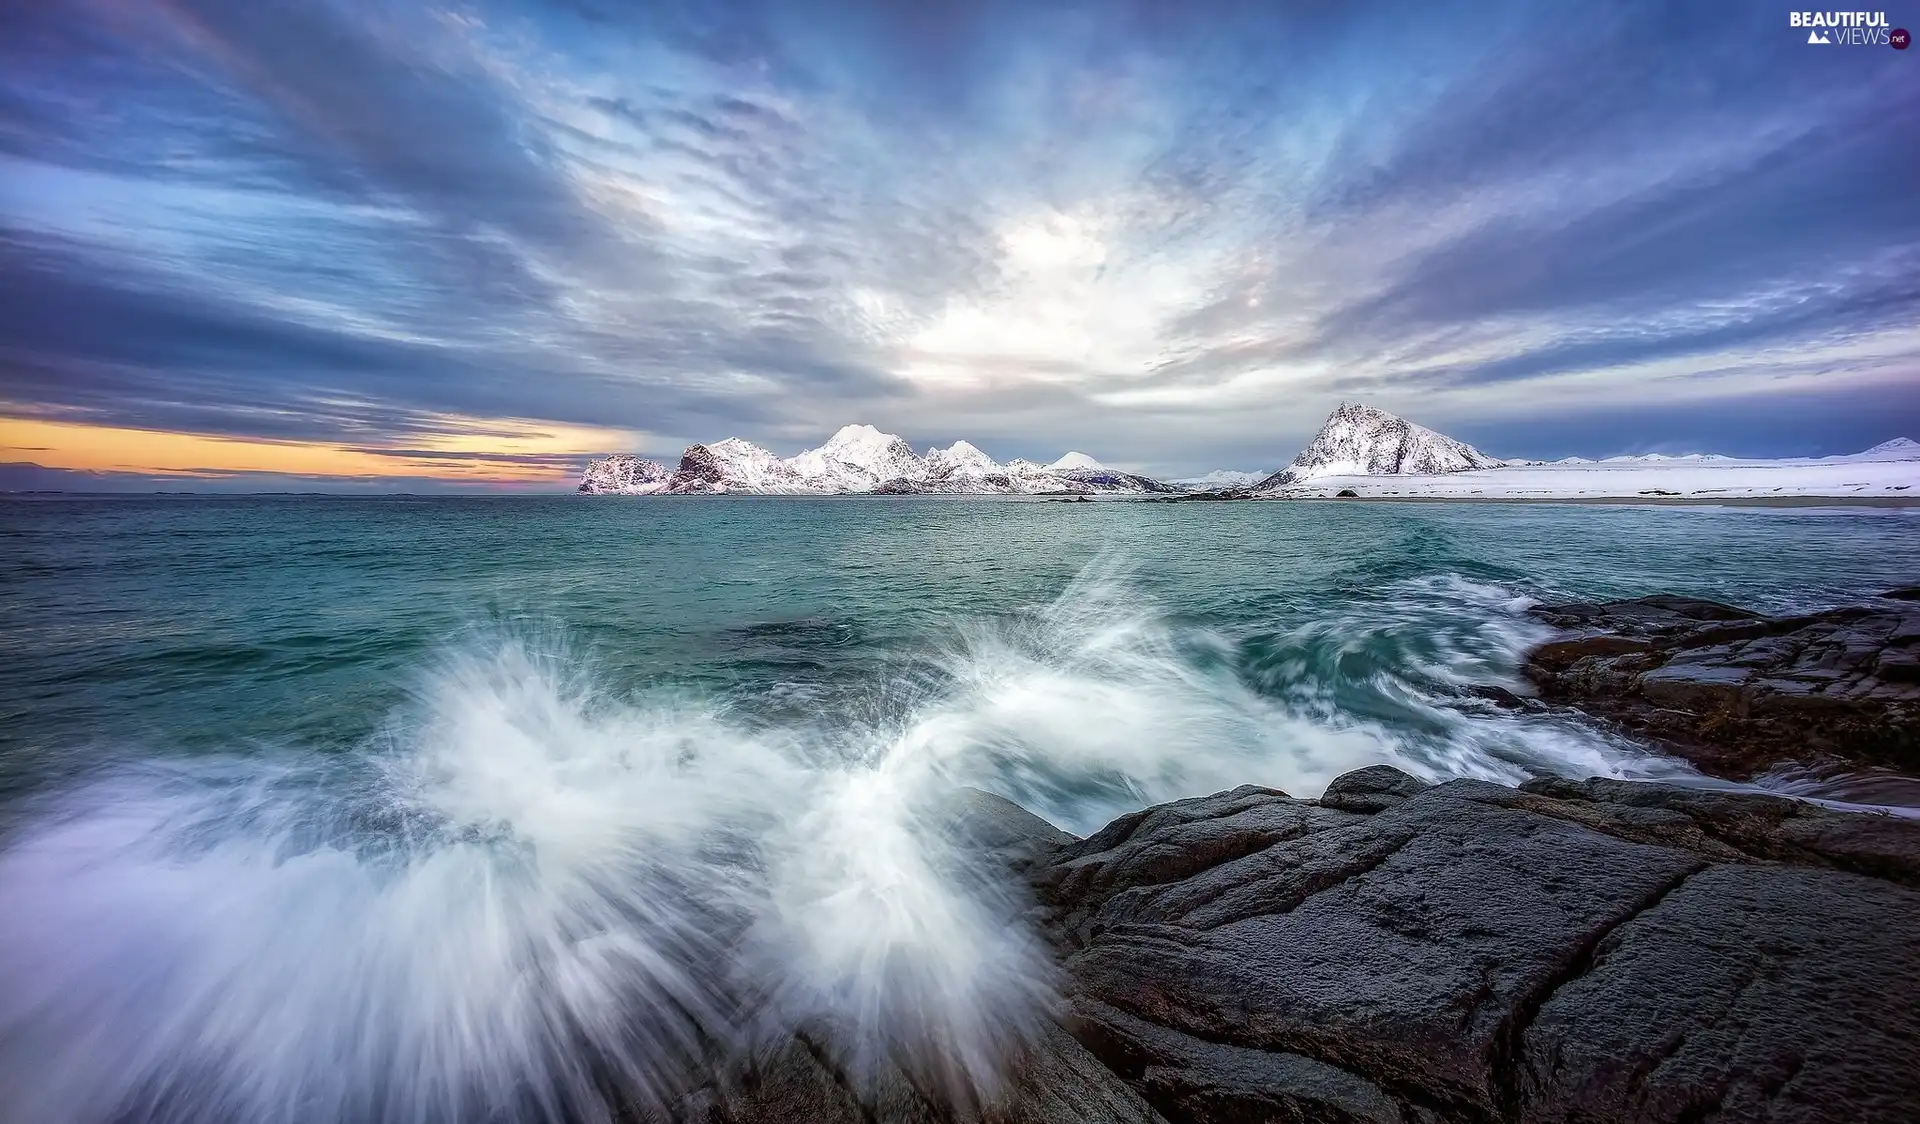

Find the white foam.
xmin=0 ymin=565 xmax=1717 ymax=1122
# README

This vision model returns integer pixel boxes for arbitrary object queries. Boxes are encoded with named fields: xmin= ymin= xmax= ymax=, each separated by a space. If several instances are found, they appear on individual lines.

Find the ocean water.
xmin=1 ymin=494 xmax=1915 ymax=1123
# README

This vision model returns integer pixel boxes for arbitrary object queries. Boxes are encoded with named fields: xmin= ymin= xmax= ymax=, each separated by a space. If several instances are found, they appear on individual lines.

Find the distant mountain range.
xmin=579 ymin=408 xmax=1919 ymax=499
xmin=578 ymin=424 xmax=1180 ymax=495
xmin=1169 ymin=469 xmax=1267 ymax=490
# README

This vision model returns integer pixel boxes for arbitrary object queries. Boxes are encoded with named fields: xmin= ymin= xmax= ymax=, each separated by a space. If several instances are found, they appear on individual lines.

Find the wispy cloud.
xmin=0 ymin=0 xmax=1915 ymax=486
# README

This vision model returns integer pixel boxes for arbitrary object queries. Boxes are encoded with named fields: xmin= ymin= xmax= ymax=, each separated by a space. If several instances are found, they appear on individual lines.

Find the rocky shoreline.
xmin=645 ymin=590 xmax=1920 ymax=1123
xmin=1519 ymin=589 xmax=1920 ymax=780
xmin=668 ymin=766 xmax=1920 ymax=1124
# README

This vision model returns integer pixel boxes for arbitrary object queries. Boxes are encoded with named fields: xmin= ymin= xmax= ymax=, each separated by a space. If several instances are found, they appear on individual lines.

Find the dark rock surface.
xmin=702 ymin=772 xmax=1920 ymax=1123
xmin=1033 ymin=769 xmax=1920 ymax=1124
xmin=1519 ymin=593 xmax=1920 ymax=778
xmin=672 ymin=444 xmax=732 ymax=488
xmin=674 ymin=1019 xmax=1169 ymax=1124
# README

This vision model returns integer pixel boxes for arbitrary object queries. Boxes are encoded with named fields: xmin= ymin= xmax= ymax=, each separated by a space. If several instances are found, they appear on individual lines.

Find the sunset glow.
xmin=0 ymin=416 xmax=637 ymax=484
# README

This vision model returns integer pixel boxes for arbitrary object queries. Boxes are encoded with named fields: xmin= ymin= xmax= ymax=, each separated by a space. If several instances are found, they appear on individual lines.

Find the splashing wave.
xmin=0 ymin=565 xmax=1688 ymax=1123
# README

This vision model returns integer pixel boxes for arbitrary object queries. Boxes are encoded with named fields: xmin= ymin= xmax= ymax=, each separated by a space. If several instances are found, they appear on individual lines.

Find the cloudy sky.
xmin=2 ymin=0 xmax=1917 ymax=490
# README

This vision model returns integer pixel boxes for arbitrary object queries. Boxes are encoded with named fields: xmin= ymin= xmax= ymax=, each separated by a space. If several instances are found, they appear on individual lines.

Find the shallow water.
xmin=2 ymin=495 xmax=1915 ymax=1122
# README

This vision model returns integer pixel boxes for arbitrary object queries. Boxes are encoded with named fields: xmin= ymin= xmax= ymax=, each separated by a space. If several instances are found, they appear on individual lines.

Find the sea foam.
xmin=0 ymin=565 xmax=1681 ymax=1123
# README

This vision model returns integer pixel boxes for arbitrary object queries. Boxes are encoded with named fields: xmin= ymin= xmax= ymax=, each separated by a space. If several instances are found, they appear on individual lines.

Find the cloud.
xmin=0 ymin=0 xmax=1915 ymax=482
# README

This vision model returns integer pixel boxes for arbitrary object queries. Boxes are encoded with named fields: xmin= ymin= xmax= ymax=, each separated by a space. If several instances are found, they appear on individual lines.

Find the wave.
xmin=0 ymin=564 xmax=1695 ymax=1123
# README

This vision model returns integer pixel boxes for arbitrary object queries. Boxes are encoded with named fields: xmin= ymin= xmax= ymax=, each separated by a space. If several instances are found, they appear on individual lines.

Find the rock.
xmin=1882 ymin=587 xmax=1920 ymax=601
xmin=1032 ymin=770 xmax=1920 ymax=1124
xmin=948 ymin=786 xmax=1076 ymax=866
xmin=655 ymin=788 xmax=1170 ymax=1124
xmin=1520 ymin=595 xmax=1920 ymax=778
xmin=1068 ymin=996 xmax=1412 ymax=1124
xmin=688 ymin=1020 xmax=1169 ymax=1124
xmin=1463 ymin=684 xmax=1532 ymax=710
xmin=648 ymin=770 xmax=1920 ymax=1122
xmin=1514 ymin=775 xmax=1920 ymax=885
xmin=1318 ymin=763 xmax=1431 ymax=812
xmin=1515 ymin=865 xmax=1920 ymax=1123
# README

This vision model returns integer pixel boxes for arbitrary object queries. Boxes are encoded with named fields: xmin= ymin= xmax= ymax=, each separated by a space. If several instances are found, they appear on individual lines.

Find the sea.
xmin=2 ymin=494 xmax=1915 ymax=1123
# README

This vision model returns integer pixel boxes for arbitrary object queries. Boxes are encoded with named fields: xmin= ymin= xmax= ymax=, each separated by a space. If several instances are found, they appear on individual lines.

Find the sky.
xmin=1 ymin=0 xmax=1917 ymax=491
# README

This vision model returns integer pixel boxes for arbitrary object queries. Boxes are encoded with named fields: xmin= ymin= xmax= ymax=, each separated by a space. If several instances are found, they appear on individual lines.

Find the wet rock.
xmin=1520 ymin=594 xmax=1920 ymax=778
xmin=1463 ymin=684 xmax=1532 ymax=710
xmin=1318 ymin=763 xmax=1431 ymax=812
xmin=1068 ymin=996 xmax=1413 ymax=1124
xmin=694 ymin=1020 xmax=1169 ymax=1124
xmin=1516 ymin=865 xmax=1920 ymax=1123
xmin=1034 ymin=770 xmax=1920 ymax=1124
xmin=665 ymin=771 xmax=1920 ymax=1123
xmin=663 ymin=789 xmax=1166 ymax=1124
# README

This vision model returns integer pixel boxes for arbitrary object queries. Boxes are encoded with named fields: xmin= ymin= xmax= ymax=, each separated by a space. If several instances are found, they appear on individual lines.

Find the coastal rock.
xmin=673 ymin=772 xmax=1920 ymax=1122
xmin=677 ymin=1019 xmax=1169 ymax=1124
xmin=1033 ymin=768 xmax=1920 ymax=1124
xmin=668 ymin=791 xmax=1165 ymax=1124
xmin=1520 ymin=595 xmax=1920 ymax=777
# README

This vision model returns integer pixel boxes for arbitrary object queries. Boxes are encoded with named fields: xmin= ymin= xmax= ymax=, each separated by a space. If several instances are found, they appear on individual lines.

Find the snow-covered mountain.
xmin=925 ymin=440 xmax=999 ymax=479
xmin=576 ymin=454 xmax=672 ymax=495
xmin=785 ymin=424 xmax=926 ymax=491
xmin=911 ymin=440 xmax=1041 ymax=493
xmin=1548 ymin=440 xmax=1918 ymax=467
xmin=1852 ymin=437 xmax=1920 ymax=462
xmin=1052 ymin=466 xmax=1181 ymax=494
xmin=673 ymin=438 xmax=816 ymax=493
xmin=578 ymin=425 xmax=1175 ymax=496
xmin=580 ymin=414 xmax=1918 ymax=501
xmin=1028 ymin=449 xmax=1180 ymax=493
xmin=1172 ymin=469 xmax=1267 ymax=491
xmin=1047 ymin=451 xmax=1106 ymax=472
xmin=1256 ymin=417 xmax=1919 ymax=500
xmin=1253 ymin=403 xmax=1501 ymax=491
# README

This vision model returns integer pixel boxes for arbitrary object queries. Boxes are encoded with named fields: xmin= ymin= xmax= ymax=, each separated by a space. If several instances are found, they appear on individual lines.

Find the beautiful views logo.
xmin=1789 ymin=10 xmax=1900 ymax=44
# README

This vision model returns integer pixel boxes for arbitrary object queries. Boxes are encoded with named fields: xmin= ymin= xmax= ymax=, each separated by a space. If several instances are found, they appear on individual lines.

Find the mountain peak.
xmin=925 ymin=440 xmax=1001 ymax=478
xmin=821 ymin=423 xmax=909 ymax=455
xmin=787 ymin=423 xmax=924 ymax=490
xmin=1860 ymin=437 xmax=1919 ymax=459
xmin=1256 ymin=403 xmax=1499 ymax=490
xmin=1048 ymin=451 xmax=1106 ymax=472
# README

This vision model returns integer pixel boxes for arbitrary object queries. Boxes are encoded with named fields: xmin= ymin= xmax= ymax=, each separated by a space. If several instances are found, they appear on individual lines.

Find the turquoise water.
xmin=1 ymin=495 xmax=1916 ymax=1123
xmin=6 ymin=496 xmax=1914 ymax=793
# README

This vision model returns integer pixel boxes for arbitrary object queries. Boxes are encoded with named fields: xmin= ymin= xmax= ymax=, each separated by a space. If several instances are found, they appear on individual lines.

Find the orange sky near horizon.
xmin=0 ymin=415 xmax=639 ymax=484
